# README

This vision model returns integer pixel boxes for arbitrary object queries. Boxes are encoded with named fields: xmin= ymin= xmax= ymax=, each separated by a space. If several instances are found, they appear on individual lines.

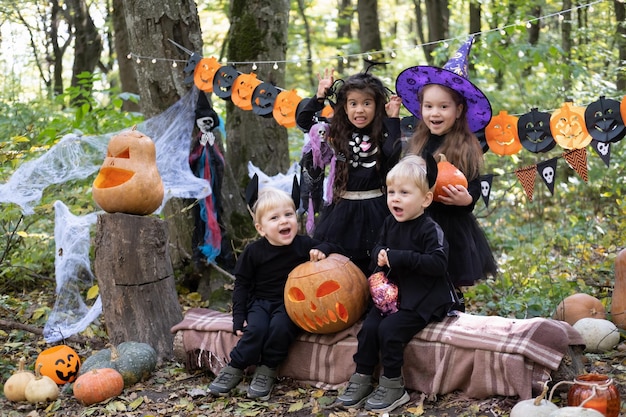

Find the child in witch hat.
xmin=395 ymin=35 xmax=497 ymax=309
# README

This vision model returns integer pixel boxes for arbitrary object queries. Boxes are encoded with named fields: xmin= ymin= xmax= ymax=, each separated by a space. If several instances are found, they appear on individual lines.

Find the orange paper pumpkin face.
xmin=284 ymin=254 xmax=368 ymax=334
xmin=194 ymin=57 xmax=221 ymax=92
xmin=273 ymin=89 xmax=303 ymax=128
xmin=92 ymin=129 xmax=164 ymax=215
xmin=231 ymin=73 xmax=262 ymax=111
xmin=550 ymin=102 xmax=592 ymax=149
xmin=485 ymin=110 xmax=522 ymax=155
xmin=35 ymin=345 xmax=81 ymax=384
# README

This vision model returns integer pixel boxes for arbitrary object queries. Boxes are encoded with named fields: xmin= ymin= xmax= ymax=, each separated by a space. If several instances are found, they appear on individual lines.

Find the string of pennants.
xmin=182 ymin=54 xmax=626 ymax=206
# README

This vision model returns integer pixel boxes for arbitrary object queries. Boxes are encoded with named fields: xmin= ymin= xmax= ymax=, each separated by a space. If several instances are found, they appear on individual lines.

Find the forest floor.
xmin=2 ymin=290 xmax=626 ymax=417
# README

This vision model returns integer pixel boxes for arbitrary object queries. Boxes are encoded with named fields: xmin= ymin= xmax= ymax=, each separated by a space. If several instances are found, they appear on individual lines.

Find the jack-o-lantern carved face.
xmin=213 ymin=66 xmax=240 ymax=99
xmin=194 ymin=57 xmax=221 ymax=93
xmin=584 ymin=96 xmax=626 ymax=143
xmin=35 ymin=345 xmax=81 ymax=384
xmin=273 ymin=89 xmax=303 ymax=128
xmin=485 ymin=110 xmax=522 ymax=155
xmin=551 ymin=102 xmax=592 ymax=149
xmin=92 ymin=128 xmax=164 ymax=215
xmin=231 ymin=73 xmax=262 ymax=111
xmin=284 ymin=254 xmax=368 ymax=334
xmin=252 ymin=82 xmax=279 ymax=117
xmin=518 ymin=108 xmax=556 ymax=153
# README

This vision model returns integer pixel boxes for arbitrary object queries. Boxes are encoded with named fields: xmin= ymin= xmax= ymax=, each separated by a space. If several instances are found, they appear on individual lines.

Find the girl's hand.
xmin=309 ymin=249 xmax=327 ymax=261
xmin=385 ymin=95 xmax=402 ymax=118
xmin=316 ymin=68 xmax=335 ymax=99
xmin=437 ymin=184 xmax=472 ymax=206
xmin=235 ymin=329 xmax=243 ymax=337
xmin=377 ymin=249 xmax=390 ymax=268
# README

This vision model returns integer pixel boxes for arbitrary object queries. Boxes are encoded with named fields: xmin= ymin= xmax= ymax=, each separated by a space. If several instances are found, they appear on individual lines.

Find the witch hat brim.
xmin=395 ymin=37 xmax=492 ymax=133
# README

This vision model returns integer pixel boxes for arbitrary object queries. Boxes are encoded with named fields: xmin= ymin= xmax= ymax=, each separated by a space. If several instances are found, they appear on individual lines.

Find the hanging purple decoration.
xmin=585 ymin=96 xmax=626 ymax=143
xmin=518 ymin=108 xmax=556 ymax=153
xmin=479 ymin=174 xmax=493 ymax=207
xmin=536 ymin=158 xmax=558 ymax=195
xmin=590 ymin=139 xmax=612 ymax=167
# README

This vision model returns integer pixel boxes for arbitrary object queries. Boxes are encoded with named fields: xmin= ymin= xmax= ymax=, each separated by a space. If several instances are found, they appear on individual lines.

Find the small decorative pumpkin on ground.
xmin=433 ymin=154 xmax=468 ymax=202
xmin=548 ymin=408 xmax=605 ymax=417
xmin=572 ymin=318 xmax=620 ymax=353
xmin=78 ymin=341 xmax=157 ymax=387
xmin=92 ymin=128 xmax=164 ymax=215
xmin=510 ymin=382 xmax=558 ymax=417
xmin=285 ymin=254 xmax=368 ymax=334
xmin=73 ymin=368 xmax=124 ymax=405
xmin=24 ymin=364 xmax=60 ymax=403
xmin=3 ymin=357 xmax=36 ymax=402
xmin=552 ymin=293 xmax=606 ymax=326
xmin=35 ymin=344 xmax=81 ymax=384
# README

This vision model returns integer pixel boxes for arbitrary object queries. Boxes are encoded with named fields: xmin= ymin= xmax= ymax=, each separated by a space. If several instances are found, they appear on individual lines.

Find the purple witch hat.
xmin=395 ymin=36 xmax=492 ymax=133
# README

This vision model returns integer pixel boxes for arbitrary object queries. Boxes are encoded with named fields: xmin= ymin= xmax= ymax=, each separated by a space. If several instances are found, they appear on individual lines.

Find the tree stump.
xmin=94 ymin=212 xmax=183 ymax=360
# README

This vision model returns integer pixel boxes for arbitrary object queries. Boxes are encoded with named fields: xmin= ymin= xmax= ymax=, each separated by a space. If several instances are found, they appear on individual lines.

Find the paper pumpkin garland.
xmin=194 ymin=57 xmax=221 ymax=93
xmin=585 ymin=96 xmax=626 ymax=143
xmin=517 ymin=108 xmax=556 ymax=153
xmin=251 ymin=82 xmax=280 ymax=117
xmin=485 ymin=110 xmax=522 ymax=155
xmin=273 ymin=89 xmax=303 ymax=128
xmin=231 ymin=72 xmax=262 ymax=110
xmin=550 ymin=102 xmax=592 ymax=149
xmin=212 ymin=65 xmax=239 ymax=99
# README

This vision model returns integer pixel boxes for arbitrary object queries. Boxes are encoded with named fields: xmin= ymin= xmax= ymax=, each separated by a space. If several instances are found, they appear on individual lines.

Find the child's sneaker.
xmin=336 ymin=373 xmax=373 ymax=408
xmin=208 ymin=365 xmax=243 ymax=395
xmin=247 ymin=365 xmax=277 ymax=400
xmin=364 ymin=375 xmax=410 ymax=413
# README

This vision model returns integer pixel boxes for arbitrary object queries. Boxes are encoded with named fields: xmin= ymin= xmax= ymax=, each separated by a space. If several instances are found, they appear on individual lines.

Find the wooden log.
xmin=94 ymin=212 xmax=183 ymax=360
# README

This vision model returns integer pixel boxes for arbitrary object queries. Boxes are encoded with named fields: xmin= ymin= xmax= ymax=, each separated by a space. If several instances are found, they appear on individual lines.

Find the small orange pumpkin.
xmin=552 ymin=293 xmax=606 ymax=326
xmin=485 ymin=110 xmax=522 ymax=155
xmin=92 ymin=128 xmax=164 ymax=215
xmin=284 ymin=254 xmax=368 ymax=334
xmin=73 ymin=368 xmax=124 ymax=405
xmin=273 ymin=89 xmax=303 ymax=128
xmin=433 ymin=154 xmax=468 ymax=202
xmin=550 ymin=102 xmax=592 ymax=149
xmin=35 ymin=345 xmax=81 ymax=385
xmin=231 ymin=72 xmax=262 ymax=111
xmin=194 ymin=57 xmax=221 ymax=92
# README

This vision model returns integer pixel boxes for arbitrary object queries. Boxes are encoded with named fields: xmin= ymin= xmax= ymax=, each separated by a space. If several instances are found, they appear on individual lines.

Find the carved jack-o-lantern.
xmin=92 ymin=128 xmax=164 ymax=215
xmin=194 ymin=57 xmax=221 ymax=93
xmin=550 ymin=102 xmax=592 ymax=149
xmin=585 ymin=96 xmax=626 ymax=143
xmin=251 ymin=82 xmax=279 ymax=117
xmin=484 ymin=110 xmax=522 ymax=155
xmin=285 ymin=254 xmax=368 ymax=334
xmin=231 ymin=73 xmax=262 ymax=111
xmin=213 ymin=65 xmax=240 ymax=99
xmin=518 ymin=108 xmax=557 ymax=153
xmin=35 ymin=345 xmax=81 ymax=384
xmin=273 ymin=89 xmax=303 ymax=128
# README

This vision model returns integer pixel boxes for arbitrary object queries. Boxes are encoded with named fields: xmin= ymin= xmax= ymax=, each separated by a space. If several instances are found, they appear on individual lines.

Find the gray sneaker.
xmin=247 ymin=365 xmax=277 ymax=400
xmin=364 ymin=375 xmax=410 ymax=413
xmin=336 ymin=373 xmax=373 ymax=408
xmin=208 ymin=365 xmax=244 ymax=395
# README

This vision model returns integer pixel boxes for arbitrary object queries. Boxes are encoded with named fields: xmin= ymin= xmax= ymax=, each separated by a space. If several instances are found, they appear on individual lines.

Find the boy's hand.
xmin=309 ymin=249 xmax=327 ymax=261
xmin=377 ymin=248 xmax=390 ymax=268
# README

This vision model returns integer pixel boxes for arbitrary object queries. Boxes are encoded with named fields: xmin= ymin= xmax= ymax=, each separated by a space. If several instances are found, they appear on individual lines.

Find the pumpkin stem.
xmin=437 ymin=153 xmax=448 ymax=163
xmin=34 ymin=363 xmax=43 ymax=379
xmin=110 ymin=344 xmax=120 ymax=361
xmin=18 ymin=357 xmax=27 ymax=372
xmin=533 ymin=380 xmax=550 ymax=405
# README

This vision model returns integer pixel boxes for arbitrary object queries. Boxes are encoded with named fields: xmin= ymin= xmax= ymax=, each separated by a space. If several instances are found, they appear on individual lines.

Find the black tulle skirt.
xmin=313 ymin=195 xmax=389 ymax=276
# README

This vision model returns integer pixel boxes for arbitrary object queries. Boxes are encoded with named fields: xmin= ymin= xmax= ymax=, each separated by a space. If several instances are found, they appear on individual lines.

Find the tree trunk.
xmin=357 ymin=0 xmax=384 ymax=66
xmin=112 ymin=0 xmax=140 ymax=112
xmin=423 ymin=0 xmax=449 ymax=65
xmin=94 ymin=213 xmax=183 ymax=360
xmin=561 ymin=0 xmax=573 ymax=95
xmin=616 ymin=0 xmax=626 ymax=91
xmin=223 ymin=0 xmax=291 ymax=208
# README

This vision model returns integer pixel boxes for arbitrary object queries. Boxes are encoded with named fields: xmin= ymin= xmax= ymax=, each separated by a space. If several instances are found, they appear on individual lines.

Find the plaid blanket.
xmin=170 ymin=308 xmax=584 ymax=400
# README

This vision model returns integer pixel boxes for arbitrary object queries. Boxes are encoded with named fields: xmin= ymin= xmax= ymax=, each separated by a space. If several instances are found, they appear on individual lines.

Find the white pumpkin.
xmin=548 ymin=407 xmax=605 ymax=417
xmin=510 ymin=398 xmax=558 ymax=417
xmin=572 ymin=317 xmax=620 ymax=353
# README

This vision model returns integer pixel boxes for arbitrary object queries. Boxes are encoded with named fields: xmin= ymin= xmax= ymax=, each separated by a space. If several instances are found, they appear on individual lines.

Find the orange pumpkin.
xmin=273 ymin=89 xmax=303 ymax=128
xmin=194 ymin=57 xmax=221 ymax=92
xmin=550 ymin=102 xmax=592 ymax=149
xmin=433 ymin=154 xmax=468 ymax=202
xmin=485 ymin=110 xmax=522 ymax=155
xmin=284 ymin=254 xmax=368 ymax=334
xmin=92 ymin=128 xmax=164 ymax=215
xmin=552 ymin=293 xmax=606 ymax=326
xmin=231 ymin=72 xmax=262 ymax=111
xmin=73 ymin=368 xmax=124 ymax=405
xmin=35 ymin=345 xmax=81 ymax=385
